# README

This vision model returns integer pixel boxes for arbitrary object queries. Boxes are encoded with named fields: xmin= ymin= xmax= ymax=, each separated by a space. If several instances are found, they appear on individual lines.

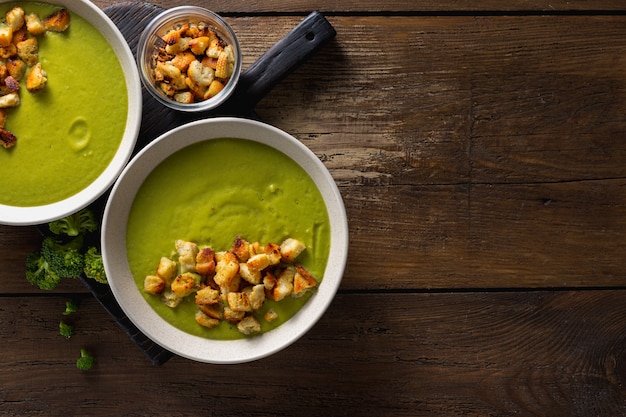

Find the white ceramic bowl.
xmin=102 ymin=117 xmax=348 ymax=364
xmin=0 ymin=0 xmax=141 ymax=226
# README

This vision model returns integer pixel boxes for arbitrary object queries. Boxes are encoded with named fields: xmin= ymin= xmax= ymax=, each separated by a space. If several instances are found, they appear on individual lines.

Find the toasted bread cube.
xmin=43 ymin=8 xmax=70 ymax=32
xmin=271 ymin=265 xmax=294 ymax=301
xmin=161 ymin=290 xmax=183 ymax=308
xmin=174 ymin=91 xmax=194 ymax=104
xmin=204 ymin=79 xmax=223 ymax=100
xmin=198 ymin=303 xmax=223 ymax=320
xmin=0 ymin=44 xmax=16 ymax=59
xmin=155 ymin=62 xmax=187 ymax=90
xmin=237 ymin=316 xmax=261 ymax=335
xmin=0 ymin=92 xmax=19 ymax=108
xmin=189 ymin=36 xmax=210 ymax=55
xmin=264 ymin=308 xmax=278 ymax=322
xmin=0 ymin=25 xmax=13 ymax=48
xmin=195 ymin=311 xmax=220 ymax=329
xmin=280 ymin=238 xmax=306 ymax=263
xmin=227 ymin=291 xmax=251 ymax=313
xmin=16 ymin=37 xmax=37 ymax=66
xmin=247 ymin=253 xmax=271 ymax=272
xmin=195 ymin=286 xmax=220 ymax=305
xmin=170 ymin=51 xmax=195 ymax=72
xmin=239 ymin=262 xmax=262 ymax=285
xmin=4 ymin=76 xmax=19 ymax=92
xmin=6 ymin=7 xmax=25 ymax=31
xmin=223 ymin=306 xmax=245 ymax=323
xmin=156 ymin=257 xmax=177 ymax=283
xmin=144 ymin=275 xmax=166 ymax=295
xmin=263 ymin=270 xmax=277 ymax=291
xmin=214 ymin=251 xmax=240 ymax=288
xmin=206 ymin=37 xmax=223 ymax=58
xmin=6 ymin=58 xmax=26 ymax=81
xmin=195 ymin=247 xmax=216 ymax=276
xmin=26 ymin=63 xmax=46 ymax=92
xmin=171 ymin=272 xmax=200 ymax=298
xmin=175 ymin=239 xmax=199 ymax=273
xmin=244 ymin=284 xmax=266 ymax=311
xmin=25 ymin=13 xmax=45 ymax=35
xmin=264 ymin=242 xmax=282 ymax=266
xmin=187 ymin=59 xmax=214 ymax=87
xmin=231 ymin=236 xmax=251 ymax=262
xmin=293 ymin=264 xmax=317 ymax=297
xmin=0 ymin=128 xmax=16 ymax=148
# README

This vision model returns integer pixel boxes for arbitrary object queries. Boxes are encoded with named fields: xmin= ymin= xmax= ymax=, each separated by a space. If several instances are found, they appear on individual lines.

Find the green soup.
xmin=0 ymin=2 xmax=127 ymax=206
xmin=126 ymin=138 xmax=331 ymax=340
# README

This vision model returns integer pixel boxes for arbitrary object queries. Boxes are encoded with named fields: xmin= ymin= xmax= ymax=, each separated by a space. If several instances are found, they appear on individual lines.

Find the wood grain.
xmin=93 ymin=0 xmax=626 ymax=13
xmin=1 ymin=292 xmax=624 ymax=416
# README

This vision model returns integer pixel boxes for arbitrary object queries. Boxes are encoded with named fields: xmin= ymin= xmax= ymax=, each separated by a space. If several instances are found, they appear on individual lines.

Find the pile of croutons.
xmin=144 ymin=236 xmax=318 ymax=335
xmin=0 ymin=6 xmax=70 ymax=148
xmin=149 ymin=20 xmax=236 ymax=104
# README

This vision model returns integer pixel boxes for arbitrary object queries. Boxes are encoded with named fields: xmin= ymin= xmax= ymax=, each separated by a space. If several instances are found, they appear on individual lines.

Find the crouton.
xmin=195 ymin=286 xmax=220 ymax=305
xmin=195 ymin=311 xmax=220 ymax=329
xmin=174 ymin=91 xmax=194 ymax=104
xmin=227 ymin=291 xmax=251 ymax=313
xmin=223 ymin=306 xmax=245 ymax=323
xmin=239 ymin=262 xmax=261 ymax=285
xmin=264 ymin=309 xmax=278 ymax=322
xmin=198 ymin=303 xmax=222 ymax=320
xmin=6 ymin=58 xmax=26 ymax=81
xmin=16 ymin=37 xmax=38 ymax=66
xmin=165 ymin=36 xmax=191 ymax=55
xmin=6 ymin=6 xmax=25 ymax=31
xmin=0 ymin=128 xmax=16 ymax=148
xmin=25 ymin=13 xmax=45 ymax=35
xmin=155 ymin=62 xmax=187 ymax=90
xmin=170 ymin=51 xmax=195 ymax=72
xmin=293 ymin=264 xmax=317 ymax=297
xmin=43 ymin=8 xmax=70 ymax=32
xmin=0 ymin=92 xmax=19 ymax=108
xmin=264 ymin=242 xmax=282 ymax=266
xmin=161 ymin=290 xmax=183 ymax=308
xmin=244 ymin=284 xmax=266 ymax=311
xmin=144 ymin=275 xmax=166 ymax=295
xmin=0 ymin=108 xmax=7 ymax=128
xmin=231 ymin=236 xmax=251 ymax=262
xmin=0 ymin=44 xmax=16 ymax=59
xmin=171 ymin=272 xmax=200 ymax=298
xmin=156 ymin=257 xmax=177 ymax=283
xmin=204 ymin=79 xmax=223 ymax=100
xmin=247 ymin=253 xmax=271 ymax=272
xmin=214 ymin=251 xmax=240 ymax=288
xmin=175 ymin=239 xmax=199 ymax=273
xmin=237 ymin=316 xmax=261 ymax=335
xmin=271 ymin=265 xmax=295 ymax=301
xmin=189 ymin=36 xmax=210 ymax=55
xmin=25 ymin=63 xmax=46 ymax=92
xmin=4 ymin=76 xmax=19 ymax=93
xmin=280 ymin=238 xmax=306 ymax=263
xmin=187 ymin=59 xmax=214 ymax=87
xmin=0 ymin=25 xmax=13 ymax=48
xmin=196 ymin=247 xmax=216 ymax=276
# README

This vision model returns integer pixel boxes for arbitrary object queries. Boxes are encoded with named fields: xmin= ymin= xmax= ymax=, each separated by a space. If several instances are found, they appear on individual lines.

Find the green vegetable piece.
xmin=48 ymin=208 xmax=98 ymax=237
xmin=83 ymin=247 xmax=107 ymax=284
xmin=76 ymin=349 xmax=95 ymax=371
xmin=41 ymin=236 xmax=85 ymax=278
xmin=25 ymin=251 xmax=62 ymax=290
xmin=63 ymin=299 xmax=78 ymax=315
xmin=59 ymin=321 xmax=74 ymax=339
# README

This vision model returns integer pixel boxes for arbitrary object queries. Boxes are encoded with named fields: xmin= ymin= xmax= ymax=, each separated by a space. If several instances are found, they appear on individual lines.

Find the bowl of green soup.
xmin=0 ymin=0 xmax=141 ymax=225
xmin=102 ymin=117 xmax=348 ymax=364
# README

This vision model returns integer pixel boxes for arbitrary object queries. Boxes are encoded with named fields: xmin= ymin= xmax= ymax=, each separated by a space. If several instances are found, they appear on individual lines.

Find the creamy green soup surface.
xmin=126 ymin=138 xmax=331 ymax=340
xmin=0 ymin=2 xmax=127 ymax=206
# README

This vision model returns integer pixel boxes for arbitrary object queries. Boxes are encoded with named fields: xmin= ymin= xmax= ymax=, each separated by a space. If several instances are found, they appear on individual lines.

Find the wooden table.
xmin=2 ymin=1 xmax=626 ymax=415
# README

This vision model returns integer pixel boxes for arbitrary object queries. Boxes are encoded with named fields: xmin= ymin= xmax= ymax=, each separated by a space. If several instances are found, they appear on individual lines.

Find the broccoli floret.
xmin=48 ymin=208 xmax=97 ymax=237
xmin=59 ymin=321 xmax=74 ymax=339
xmin=63 ymin=299 xmax=78 ymax=315
xmin=76 ymin=349 xmax=95 ymax=371
xmin=41 ymin=236 xmax=85 ymax=278
xmin=83 ymin=247 xmax=107 ymax=284
xmin=25 ymin=251 xmax=62 ymax=290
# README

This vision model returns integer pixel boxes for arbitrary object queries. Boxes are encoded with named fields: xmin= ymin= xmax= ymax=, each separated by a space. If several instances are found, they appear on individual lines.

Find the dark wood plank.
xmin=93 ymin=0 xmax=626 ymax=13
xmin=1 ymin=291 xmax=625 ymax=416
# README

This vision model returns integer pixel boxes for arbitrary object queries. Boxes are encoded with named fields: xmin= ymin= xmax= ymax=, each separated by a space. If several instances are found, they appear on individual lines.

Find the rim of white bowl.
xmin=0 ymin=0 xmax=142 ymax=226
xmin=102 ymin=117 xmax=348 ymax=364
